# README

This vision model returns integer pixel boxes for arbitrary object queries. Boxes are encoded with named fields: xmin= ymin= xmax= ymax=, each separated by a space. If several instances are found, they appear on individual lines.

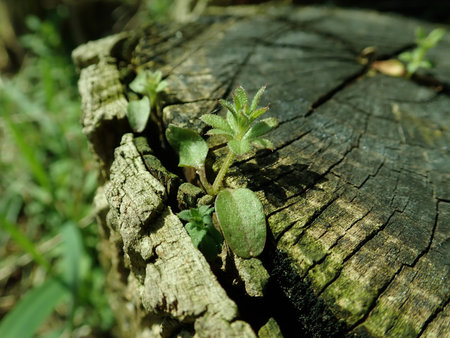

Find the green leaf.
xmin=219 ymin=98 xmax=237 ymax=116
xmin=228 ymin=139 xmax=251 ymax=155
xmin=250 ymin=85 xmax=266 ymax=113
xmin=0 ymin=277 xmax=68 ymax=338
xmin=252 ymin=138 xmax=274 ymax=150
xmin=206 ymin=129 xmax=234 ymax=138
xmin=233 ymin=86 xmax=248 ymax=112
xmin=129 ymin=71 xmax=149 ymax=95
xmin=249 ymin=106 xmax=269 ymax=120
xmin=127 ymin=96 xmax=150 ymax=133
xmin=165 ymin=124 xmax=208 ymax=169
xmin=226 ymin=110 xmax=239 ymax=134
xmin=215 ymin=188 xmax=266 ymax=258
xmin=398 ymin=51 xmax=413 ymax=62
xmin=0 ymin=214 xmax=51 ymax=272
xmin=422 ymin=28 xmax=445 ymax=48
xmin=156 ymin=80 xmax=168 ymax=93
xmin=200 ymin=114 xmax=232 ymax=133
xmin=177 ymin=209 xmax=192 ymax=221
xmin=243 ymin=117 xmax=278 ymax=140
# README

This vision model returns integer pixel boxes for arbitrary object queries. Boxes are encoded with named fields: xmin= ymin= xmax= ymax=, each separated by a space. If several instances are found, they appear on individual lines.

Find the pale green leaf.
xmin=200 ymin=114 xmax=232 ymax=133
xmin=129 ymin=72 xmax=148 ymax=95
xmin=206 ymin=129 xmax=233 ymax=138
xmin=250 ymin=85 xmax=266 ymax=113
xmin=233 ymin=86 xmax=248 ymax=112
xmin=252 ymin=138 xmax=274 ymax=150
xmin=250 ymin=106 xmax=269 ymax=120
xmin=219 ymin=98 xmax=237 ymax=116
xmin=226 ymin=110 xmax=239 ymax=134
xmin=228 ymin=139 xmax=251 ymax=155
xmin=215 ymin=188 xmax=266 ymax=258
xmin=243 ymin=117 xmax=278 ymax=140
xmin=127 ymin=97 xmax=150 ymax=133
xmin=165 ymin=124 xmax=208 ymax=169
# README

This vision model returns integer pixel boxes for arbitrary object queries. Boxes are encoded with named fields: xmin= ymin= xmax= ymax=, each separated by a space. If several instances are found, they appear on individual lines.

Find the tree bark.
xmin=73 ymin=4 xmax=449 ymax=337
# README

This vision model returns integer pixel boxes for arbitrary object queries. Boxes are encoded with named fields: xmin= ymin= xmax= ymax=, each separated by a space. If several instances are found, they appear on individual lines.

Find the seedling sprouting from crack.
xmin=127 ymin=70 xmax=167 ymax=133
xmin=399 ymin=27 xmax=445 ymax=78
xmin=166 ymin=85 xmax=278 ymax=258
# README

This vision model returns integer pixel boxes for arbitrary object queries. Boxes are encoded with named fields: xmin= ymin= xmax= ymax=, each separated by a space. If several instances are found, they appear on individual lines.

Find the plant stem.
xmin=212 ymin=149 xmax=235 ymax=194
xmin=197 ymin=166 xmax=214 ymax=195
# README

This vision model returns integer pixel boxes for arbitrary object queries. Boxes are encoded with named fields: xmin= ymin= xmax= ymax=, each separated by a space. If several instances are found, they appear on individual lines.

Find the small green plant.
xmin=127 ymin=69 xmax=167 ymax=133
xmin=166 ymin=85 xmax=278 ymax=258
xmin=399 ymin=27 xmax=445 ymax=78
xmin=177 ymin=205 xmax=223 ymax=261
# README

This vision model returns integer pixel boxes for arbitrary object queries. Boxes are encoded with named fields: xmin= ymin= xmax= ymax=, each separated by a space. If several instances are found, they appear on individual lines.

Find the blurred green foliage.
xmin=0 ymin=13 xmax=114 ymax=337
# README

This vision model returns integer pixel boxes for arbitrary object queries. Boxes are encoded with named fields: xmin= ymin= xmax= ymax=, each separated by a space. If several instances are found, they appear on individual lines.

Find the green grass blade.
xmin=0 ymin=277 xmax=68 ymax=338
xmin=0 ymin=213 xmax=52 ymax=272
xmin=3 ymin=115 xmax=52 ymax=193
xmin=61 ymin=222 xmax=84 ymax=331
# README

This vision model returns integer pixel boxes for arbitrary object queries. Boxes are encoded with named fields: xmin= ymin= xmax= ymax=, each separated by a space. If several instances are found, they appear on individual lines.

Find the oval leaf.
xmin=215 ymin=188 xmax=266 ymax=258
xmin=127 ymin=96 xmax=150 ymax=133
xmin=165 ymin=124 xmax=208 ymax=169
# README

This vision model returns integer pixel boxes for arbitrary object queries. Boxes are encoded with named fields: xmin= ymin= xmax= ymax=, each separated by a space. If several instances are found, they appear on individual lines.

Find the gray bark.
xmin=73 ymin=4 xmax=450 ymax=337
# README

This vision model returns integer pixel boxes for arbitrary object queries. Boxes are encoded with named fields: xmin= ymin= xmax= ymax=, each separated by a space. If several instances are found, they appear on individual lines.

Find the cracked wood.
xmin=74 ymin=4 xmax=449 ymax=337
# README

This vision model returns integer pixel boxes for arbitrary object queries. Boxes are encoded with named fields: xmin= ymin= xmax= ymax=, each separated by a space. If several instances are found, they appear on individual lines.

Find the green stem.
xmin=197 ymin=166 xmax=214 ymax=195
xmin=212 ymin=149 xmax=235 ymax=194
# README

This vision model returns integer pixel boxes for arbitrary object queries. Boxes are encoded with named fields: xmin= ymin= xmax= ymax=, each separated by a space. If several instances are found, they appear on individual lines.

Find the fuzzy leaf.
xmin=243 ymin=117 xmax=278 ymax=140
xmin=215 ymin=188 xmax=266 ymax=258
xmin=252 ymin=138 xmax=274 ymax=150
xmin=228 ymin=139 xmax=251 ymax=155
xmin=233 ymin=86 xmax=248 ymax=112
xmin=165 ymin=124 xmax=208 ymax=169
xmin=127 ymin=97 xmax=150 ymax=133
xmin=250 ymin=85 xmax=266 ymax=113
xmin=250 ymin=106 xmax=269 ymax=120
xmin=226 ymin=110 xmax=239 ymax=134
xmin=219 ymin=99 xmax=237 ymax=116
xmin=206 ymin=129 xmax=234 ymax=138
xmin=201 ymin=114 xmax=232 ymax=133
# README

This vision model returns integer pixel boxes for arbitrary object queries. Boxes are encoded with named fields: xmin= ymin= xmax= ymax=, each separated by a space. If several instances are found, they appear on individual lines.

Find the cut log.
xmin=73 ymin=5 xmax=449 ymax=337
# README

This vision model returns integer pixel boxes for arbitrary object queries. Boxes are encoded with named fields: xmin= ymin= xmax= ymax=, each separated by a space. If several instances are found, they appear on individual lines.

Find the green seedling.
xmin=399 ymin=27 xmax=445 ymax=78
xmin=167 ymin=85 xmax=278 ymax=258
xmin=127 ymin=69 xmax=167 ymax=132
xmin=177 ymin=205 xmax=223 ymax=261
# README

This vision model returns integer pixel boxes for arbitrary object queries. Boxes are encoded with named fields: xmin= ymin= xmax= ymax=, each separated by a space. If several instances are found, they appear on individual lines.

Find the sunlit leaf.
xmin=215 ymin=188 xmax=266 ymax=258
xmin=233 ymin=86 xmax=248 ymax=112
xmin=228 ymin=139 xmax=251 ymax=155
xmin=200 ymin=114 xmax=232 ymax=133
xmin=219 ymin=98 xmax=237 ymax=116
xmin=165 ymin=124 xmax=208 ymax=169
xmin=250 ymin=85 xmax=266 ymax=113
xmin=243 ymin=117 xmax=278 ymax=140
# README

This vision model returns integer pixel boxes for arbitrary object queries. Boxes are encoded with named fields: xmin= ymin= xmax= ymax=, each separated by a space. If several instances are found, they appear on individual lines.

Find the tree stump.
xmin=73 ymin=5 xmax=449 ymax=337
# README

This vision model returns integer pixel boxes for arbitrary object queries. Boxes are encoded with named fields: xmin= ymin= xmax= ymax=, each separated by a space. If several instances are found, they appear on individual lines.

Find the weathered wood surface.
xmin=73 ymin=5 xmax=450 ymax=337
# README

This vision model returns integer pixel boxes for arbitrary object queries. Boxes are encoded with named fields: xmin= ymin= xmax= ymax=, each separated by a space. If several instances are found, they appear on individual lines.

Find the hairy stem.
xmin=197 ymin=166 xmax=214 ymax=195
xmin=212 ymin=149 xmax=235 ymax=194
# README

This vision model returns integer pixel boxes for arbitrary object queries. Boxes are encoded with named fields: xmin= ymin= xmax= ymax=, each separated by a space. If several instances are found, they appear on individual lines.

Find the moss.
xmin=288 ymin=233 xmax=327 ymax=274
xmin=308 ymin=254 xmax=343 ymax=293
xmin=322 ymin=274 xmax=376 ymax=326
xmin=356 ymin=305 xmax=417 ymax=337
